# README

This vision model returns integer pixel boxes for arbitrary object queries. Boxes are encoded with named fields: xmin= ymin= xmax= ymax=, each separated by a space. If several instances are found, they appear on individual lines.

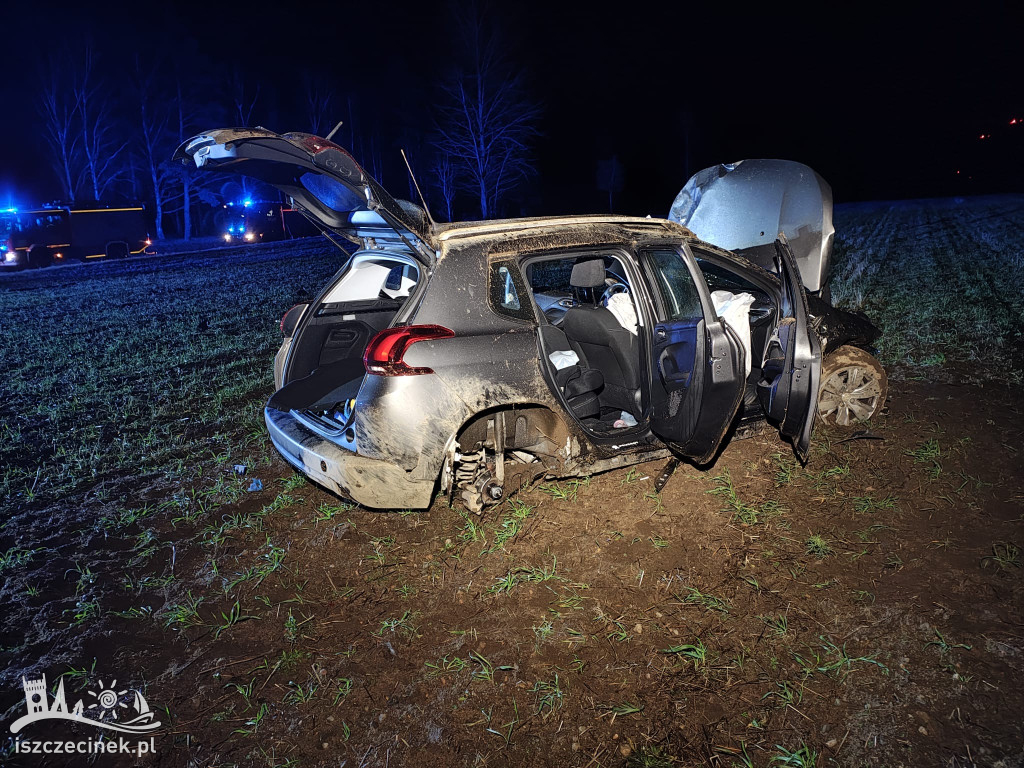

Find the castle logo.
xmin=10 ymin=674 xmax=161 ymax=735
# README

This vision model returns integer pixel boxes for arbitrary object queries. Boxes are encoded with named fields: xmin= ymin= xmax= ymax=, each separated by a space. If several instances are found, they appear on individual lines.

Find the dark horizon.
xmin=2 ymin=1 xmax=1021 ymax=221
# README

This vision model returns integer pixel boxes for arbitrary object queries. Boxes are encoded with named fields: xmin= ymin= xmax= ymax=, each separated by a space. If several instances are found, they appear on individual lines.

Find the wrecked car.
xmin=174 ymin=129 xmax=887 ymax=513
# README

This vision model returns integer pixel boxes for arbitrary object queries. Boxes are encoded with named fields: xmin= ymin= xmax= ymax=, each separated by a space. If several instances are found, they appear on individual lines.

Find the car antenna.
xmin=325 ymin=120 xmax=344 ymax=142
xmin=400 ymin=148 xmax=438 ymax=229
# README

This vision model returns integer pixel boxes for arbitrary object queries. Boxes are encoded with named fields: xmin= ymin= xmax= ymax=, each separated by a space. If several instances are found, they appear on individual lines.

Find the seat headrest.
xmin=570 ymin=259 xmax=606 ymax=289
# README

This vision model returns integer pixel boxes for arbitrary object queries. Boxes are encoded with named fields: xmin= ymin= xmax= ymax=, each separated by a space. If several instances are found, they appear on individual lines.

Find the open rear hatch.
xmin=173 ymin=128 xmax=435 ymax=262
xmin=175 ymin=128 xmax=435 ymax=434
xmin=669 ymin=159 xmax=834 ymax=294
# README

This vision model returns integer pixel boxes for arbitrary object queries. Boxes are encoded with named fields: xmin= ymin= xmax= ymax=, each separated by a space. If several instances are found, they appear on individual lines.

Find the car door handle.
xmin=658 ymin=348 xmax=691 ymax=386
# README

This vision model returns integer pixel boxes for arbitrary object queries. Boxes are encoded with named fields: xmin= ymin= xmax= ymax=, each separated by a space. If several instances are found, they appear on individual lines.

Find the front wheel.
xmin=817 ymin=345 xmax=888 ymax=426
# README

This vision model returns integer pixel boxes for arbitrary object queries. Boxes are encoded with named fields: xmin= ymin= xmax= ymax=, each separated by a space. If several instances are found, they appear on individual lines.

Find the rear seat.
xmin=539 ymin=325 xmax=604 ymax=419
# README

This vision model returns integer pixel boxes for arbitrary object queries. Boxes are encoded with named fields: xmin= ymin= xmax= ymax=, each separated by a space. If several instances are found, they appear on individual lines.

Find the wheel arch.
xmin=443 ymin=401 xmax=573 ymax=511
xmin=452 ymin=401 xmax=571 ymax=456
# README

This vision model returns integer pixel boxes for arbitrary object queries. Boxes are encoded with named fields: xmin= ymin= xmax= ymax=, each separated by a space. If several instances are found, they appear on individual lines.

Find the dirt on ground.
xmin=2 ymin=376 xmax=1022 ymax=768
xmin=3 ymin=195 xmax=1024 ymax=767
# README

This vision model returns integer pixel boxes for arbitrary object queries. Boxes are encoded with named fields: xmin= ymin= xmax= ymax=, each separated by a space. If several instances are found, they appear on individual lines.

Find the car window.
xmin=489 ymin=261 xmax=535 ymax=322
xmin=497 ymin=266 xmax=520 ymax=310
xmin=300 ymin=172 xmax=365 ymax=213
xmin=384 ymin=265 xmax=403 ymax=292
xmin=644 ymin=248 xmax=703 ymax=320
xmin=695 ymin=257 xmax=764 ymax=294
xmin=321 ymin=255 xmax=419 ymax=303
xmin=526 ymin=259 xmax=576 ymax=293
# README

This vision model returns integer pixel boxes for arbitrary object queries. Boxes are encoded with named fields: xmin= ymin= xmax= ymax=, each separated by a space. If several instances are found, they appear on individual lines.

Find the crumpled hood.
xmin=669 ymin=159 xmax=834 ymax=293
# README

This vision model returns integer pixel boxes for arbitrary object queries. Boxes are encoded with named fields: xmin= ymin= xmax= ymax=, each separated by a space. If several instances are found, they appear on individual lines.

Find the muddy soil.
xmin=2 ymin=376 xmax=1022 ymax=768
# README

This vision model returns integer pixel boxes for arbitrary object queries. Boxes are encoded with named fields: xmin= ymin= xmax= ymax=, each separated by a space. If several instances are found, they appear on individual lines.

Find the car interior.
xmin=528 ymin=254 xmax=646 ymax=435
xmin=529 ymin=250 xmax=780 ymax=435
xmin=692 ymin=254 xmax=777 ymax=420
xmin=268 ymin=254 xmax=420 ymax=423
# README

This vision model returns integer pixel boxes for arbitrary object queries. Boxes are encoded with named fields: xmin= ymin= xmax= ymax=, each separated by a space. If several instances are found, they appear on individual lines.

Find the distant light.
xmin=1012 ymin=119 xmax=1018 ymax=125
xmin=243 ymin=198 xmax=253 ymax=208
xmin=145 ymin=239 xmax=152 ymax=246
xmin=224 ymin=234 xmax=232 ymax=242
xmin=228 ymin=226 xmax=235 ymax=233
xmin=244 ymin=232 xmax=255 ymax=241
xmin=3 ymin=207 xmax=16 ymax=213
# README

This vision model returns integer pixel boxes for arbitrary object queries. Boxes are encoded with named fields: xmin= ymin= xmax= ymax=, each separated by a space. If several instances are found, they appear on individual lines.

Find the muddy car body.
xmin=176 ymin=129 xmax=884 ymax=512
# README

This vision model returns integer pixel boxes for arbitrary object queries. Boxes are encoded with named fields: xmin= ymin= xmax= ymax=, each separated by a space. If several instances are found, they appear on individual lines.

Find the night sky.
xmin=2 ymin=2 xmax=1020 ymax=217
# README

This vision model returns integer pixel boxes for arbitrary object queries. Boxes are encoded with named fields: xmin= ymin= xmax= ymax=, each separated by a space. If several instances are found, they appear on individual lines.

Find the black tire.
xmin=817 ymin=345 xmax=888 ymax=426
xmin=105 ymin=241 xmax=129 ymax=259
xmin=28 ymin=245 xmax=52 ymax=269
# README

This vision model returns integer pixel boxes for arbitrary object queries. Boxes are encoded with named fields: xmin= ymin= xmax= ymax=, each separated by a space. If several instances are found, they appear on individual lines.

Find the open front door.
xmin=757 ymin=237 xmax=822 ymax=461
xmin=644 ymin=247 xmax=747 ymax=464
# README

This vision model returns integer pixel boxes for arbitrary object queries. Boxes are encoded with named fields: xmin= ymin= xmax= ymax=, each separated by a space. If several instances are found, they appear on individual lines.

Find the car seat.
xmin=561 ymin=259 xmax=641 ymax=416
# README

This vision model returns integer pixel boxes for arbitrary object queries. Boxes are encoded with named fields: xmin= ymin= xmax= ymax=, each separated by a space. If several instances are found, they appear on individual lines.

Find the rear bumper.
xmin=264 ymin=406 xmax=436 ymax=509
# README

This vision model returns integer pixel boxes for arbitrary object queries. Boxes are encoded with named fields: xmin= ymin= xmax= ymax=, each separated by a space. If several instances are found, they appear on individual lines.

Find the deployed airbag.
xmin=711 ymin=290 xmax=756 ymax=378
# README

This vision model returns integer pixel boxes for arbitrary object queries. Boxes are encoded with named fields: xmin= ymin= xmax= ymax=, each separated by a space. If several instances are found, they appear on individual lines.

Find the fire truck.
xmin=1 ymin=205 xmax=151 ymax=269
xmin=219 ymin=200 xmax=320 ymax=244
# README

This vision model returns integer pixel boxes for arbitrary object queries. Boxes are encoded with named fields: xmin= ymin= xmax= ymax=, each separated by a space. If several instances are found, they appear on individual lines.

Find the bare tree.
xmin=166 ymin=72 xmax=227 ymax=239
xmin=226 ymin=68 xmax=262 ymax=203
xmin=432 ymin=153 xmax=457 ymax=221
xmin=305 ymin=78 xmax=334 ymax=135
xmin=134 ymin=57 xmax=179 ymax=240
xmin=434 ymin=6 xmax=540 ymax=219
xmin=74 ymin=47 xmax=129 ymax=201
xmin=230 ymin=68 xmax=261 ymax=126
xmin=174 ymin=79 xmax=197 ymax=240
xmin=39 ymin=58 xmax=81 ymax=202
xmin=596 ymin=154 xmax=625 ymax=213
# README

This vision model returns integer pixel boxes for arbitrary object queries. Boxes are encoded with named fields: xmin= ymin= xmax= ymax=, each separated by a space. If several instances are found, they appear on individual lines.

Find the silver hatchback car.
xmin=176 ymin=129 xmax=885 ymax=513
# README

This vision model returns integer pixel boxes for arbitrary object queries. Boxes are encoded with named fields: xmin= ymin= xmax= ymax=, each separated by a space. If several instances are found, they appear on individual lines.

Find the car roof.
xmin=433 ymin=215 xmax=694 ymax=245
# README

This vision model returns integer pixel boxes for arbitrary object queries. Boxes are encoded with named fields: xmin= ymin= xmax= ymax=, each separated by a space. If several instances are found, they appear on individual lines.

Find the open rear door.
xmin=757 ymin=236 xmax=822 ymax=461
xmin=644 ymin=247 xmax=747 ymax=464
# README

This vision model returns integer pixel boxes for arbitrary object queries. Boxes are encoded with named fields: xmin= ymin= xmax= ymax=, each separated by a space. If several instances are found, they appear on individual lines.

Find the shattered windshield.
xmin=300 ymin=172 xmax=367 ymax=213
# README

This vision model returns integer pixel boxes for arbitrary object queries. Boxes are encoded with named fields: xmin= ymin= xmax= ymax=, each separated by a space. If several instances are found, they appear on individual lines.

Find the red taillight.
xmin=363 ymin=325 xmax=454 ymax=376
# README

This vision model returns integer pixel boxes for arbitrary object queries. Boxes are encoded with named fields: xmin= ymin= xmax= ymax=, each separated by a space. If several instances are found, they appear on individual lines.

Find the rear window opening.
xmin=322 ymin=255 xmax=420 ymax=305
